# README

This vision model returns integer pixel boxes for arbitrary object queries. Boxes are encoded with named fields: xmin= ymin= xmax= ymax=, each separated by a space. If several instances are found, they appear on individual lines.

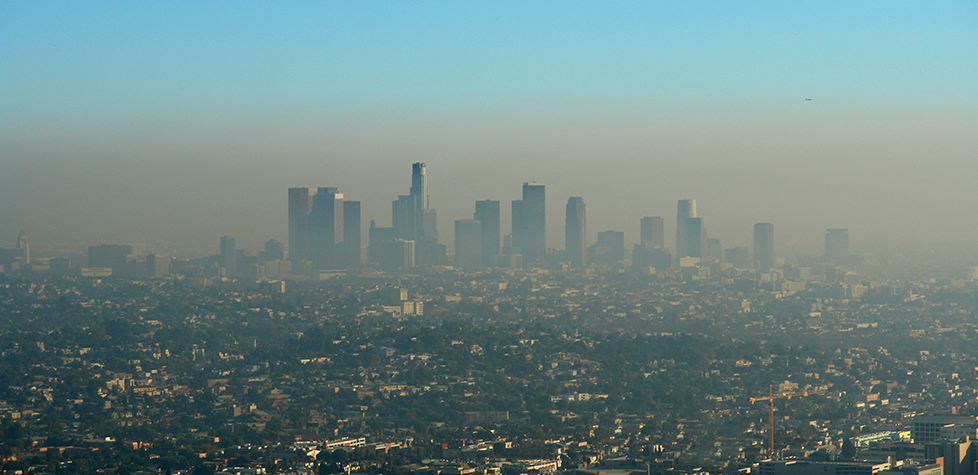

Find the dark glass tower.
xmin=565 ymin=197 xmax=586 ymax=268
xmin=676 ymin=199 xmax=698 ymax=260
xmin=474 ymin=200 xmax=500 ymax=267
xmin=517 ymin=182 xmax=546 ymax=264
xmin=753 ymin=223 xmax=775 ymax=271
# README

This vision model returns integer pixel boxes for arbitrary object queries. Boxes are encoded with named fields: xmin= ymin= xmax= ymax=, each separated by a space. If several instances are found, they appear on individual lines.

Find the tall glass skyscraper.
xmin=753 ymin=223 xmax=774 ymax=271
xmin=474 ymin=200 xmax=500 ymax=267
xmin=825 ymin=228 xmax=849 ymax=263
xmin=513 ymin=182 xmax=547 ymax=263
xmin=565 ymin=197 xmax=586 ymax=268
xmin=676 ymin=199 xmax=700 ymax=260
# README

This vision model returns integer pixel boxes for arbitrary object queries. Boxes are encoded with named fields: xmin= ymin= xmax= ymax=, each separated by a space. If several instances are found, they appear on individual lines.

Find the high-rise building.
xmin=394 ymin=162 xmax=433 ymax=241
xmin=454 ymin=219 xmax=482 ymax=268
xmin=706 ymin=238 xmax=722 ymax=260
xmin=368 ymin=223 xmax=397 ymax=265
xmin=825 ymin=228 xmax=850 ymax=263
xmin=393 ymin=163 xmax=443 ymax=266
xmin=683 ymin=217 xmax=703 ymax=258
xmin=725 ymin=246 xmax=751 ymax=269
xmin=754 ymin=223 xmax=775 ymax=271
xmin=289 ymin=187 xmax=353 ymax=271
xmin=676 ymin=199 xmax=698 ymax=260
xmin=288 ymin=187 xmax=317 ymax=263
xmin=263 ymin=239 xmax=284 ymax=262
xmin=419 ymin=209 xmax=438 ymax=241
xmin=343 ymin=201 xmax=361 ymax=267
xmin=514 ymin=182 xmax=546 ymax=264
xmin=311 ymin=188 xmax=344 ymax=268
xmin=474 ymin=200 xmax=500 ymax=267
xmin=589 ymin=230 xmax=625 ymax=265
xmin=510 ymin=200 xmax=524 ymax=255
xmin=633 ymin=244 xmax=672 ymax=271
xmin=565 ymin=197 xmax=586 ymax=268
xmin=392 ymin=195 xmax=418 ymax=240
xmin=640 ymin=217 xmax=664 ymax=248
xmin=411 ymin=162 xmax=429 ymax=212
xmin=375 ymin=239 xmax=414 ymax=270
xmin=88 ymin=244 xmax=134 ymax=274
xmin=220 ymin=236 xmax=237 ymax=275
xmin=146 ymin=253 xmax=170 ymax=277
xmin=16 ymin=231 xmax=29 ymax=265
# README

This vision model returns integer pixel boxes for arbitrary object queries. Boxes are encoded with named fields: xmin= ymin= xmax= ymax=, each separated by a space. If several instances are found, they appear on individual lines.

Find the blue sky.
xmin=5 ymin=1 xmax=974 ymax=122
xmin=1 ymin=1 xmax=976 ymax=255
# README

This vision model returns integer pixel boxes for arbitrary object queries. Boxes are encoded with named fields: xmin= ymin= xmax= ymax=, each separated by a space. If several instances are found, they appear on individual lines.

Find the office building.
xmin=392 ymin=195 xmax=417 ymax=240
xmin=16 ymin=231 xmax=29 ymax=265
xmin=343 ymin=200 xmax=361 ymax=267
xmin=49 ymin=257 xmax=70 ymax=275
xmin=311 ymin=188 xmax=344 ymax=268
xmin=393 ymin=162 xmax=433 ymax=241
xmin=368 ymin=224 xmax=397 ymax=265
xmin=220 ymin=236 xmax=236 ymax=275
xmin=684 ymin=217 xmax=703 ymax=258
xmin=288 ymin=187 xmax=317 ymax=263
xmin=419 ymin=209 xmax=438 ymax=241
xmin=392 ymin=163 xmax=443 ymax=266
xmin=706 ymin=238 xmax=722 ymax=260
xmin=454 ymin=219 xmax=482 ymax=268
xmin=589 ymin=230 xmax=625 ymax=265
xmin=725 ymin=246 xmax=751 ymax=269
xmin=513 ymin=182 xmax=545 ymax=264
xmin=510 ymin=200 xmax=524 ymax=254
xmin=640 ymin=217 xmax=664 ymax=248
xmin=263 ymin=239 xmax=284 ymax=262
xmin=825 ymin=228 xmax=850 ymax=263
xmin=676 ymin=199 xmax=701 ymax=260
xmin=495 ymin=253 xmax=523 ymax=270
xmin=756 ymin=460 xmax=893 ymax=475
xmin=565 ymin=197 xmax=586 ymax=267
xmin=474 ymin=200 xmax=500 ymax=267
xmin=289 ymin=186 xmax=355 ymax=271
xmin=633 ymin=244 xmax=671 ymax=271
xmin=411 ymin=162 xmax=429 ymax=212
xmin=88 ymin=244 xmax=134 ymax=275
xmin=754 ymin=223 xmax=775 ymax=271
xmin=146 ymin=253 xmax=170 ymax=277
xmin=912 ymin=415 xmax=978 ymax=444
xmin=374 ymin=239 xmax=414 ymax=271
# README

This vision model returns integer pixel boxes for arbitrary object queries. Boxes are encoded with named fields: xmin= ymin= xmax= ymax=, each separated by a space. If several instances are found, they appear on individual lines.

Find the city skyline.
xmin=0 ymin=159 xmax=973 ymax=266
xmin=1 ymin=3 xmax=975 ymax=258
xmin=0 ymin=161 xmax=971 ymax=262
xmin=2 ymin=4 xmax=977 ymax=471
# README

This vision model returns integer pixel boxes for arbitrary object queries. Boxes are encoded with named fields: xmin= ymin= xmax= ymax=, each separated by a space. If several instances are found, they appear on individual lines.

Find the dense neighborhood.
xmin=3 ymin=261 xmax=978 ymax=474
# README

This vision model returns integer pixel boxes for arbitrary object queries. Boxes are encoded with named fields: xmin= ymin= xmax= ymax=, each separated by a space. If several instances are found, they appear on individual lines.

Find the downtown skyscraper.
xmin=512 ymin=182 xmax=546 ymax=265
xmin=676 ymin=199 xmax=702 ymax=261
xmin=288 ymin=186 xmax=360 ymax=270
xmin=474 ymin=200 xmax=500 ymax=267
xmin=825 ymin=228 xmax=850 ymax=264
xmin=565 ymin=197 xmax=586 ymax=268
xmin=386 ymin=163 xmax=445 ymax=266
xmin=753 ymin=223 xmax=774 ymax=271
xmin=640 ymin=216 xmax=664 ymax=248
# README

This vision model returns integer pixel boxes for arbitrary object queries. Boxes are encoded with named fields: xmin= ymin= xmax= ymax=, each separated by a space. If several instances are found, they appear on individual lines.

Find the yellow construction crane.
xmin=749 ymin=385 xmax=826 ymax=458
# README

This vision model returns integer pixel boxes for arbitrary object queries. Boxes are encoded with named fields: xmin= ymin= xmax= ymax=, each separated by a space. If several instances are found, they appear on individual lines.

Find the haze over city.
xmin=2 ymin=2 xmax=976 ymax=258
xmin=7 ymin=4 xmax=978 ymax=475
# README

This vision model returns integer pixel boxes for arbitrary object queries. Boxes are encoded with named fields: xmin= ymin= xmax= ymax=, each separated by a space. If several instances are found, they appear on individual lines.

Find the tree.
xmin=192 ymin=464 xmax=215 ymax=475
xmin=841 ymin=438 xmax=856 ymax=460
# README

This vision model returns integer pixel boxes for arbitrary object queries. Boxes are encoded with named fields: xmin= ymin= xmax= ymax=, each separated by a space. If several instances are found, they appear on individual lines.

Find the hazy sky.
xmin=2 ymin=1 xmax=976 ymax=258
